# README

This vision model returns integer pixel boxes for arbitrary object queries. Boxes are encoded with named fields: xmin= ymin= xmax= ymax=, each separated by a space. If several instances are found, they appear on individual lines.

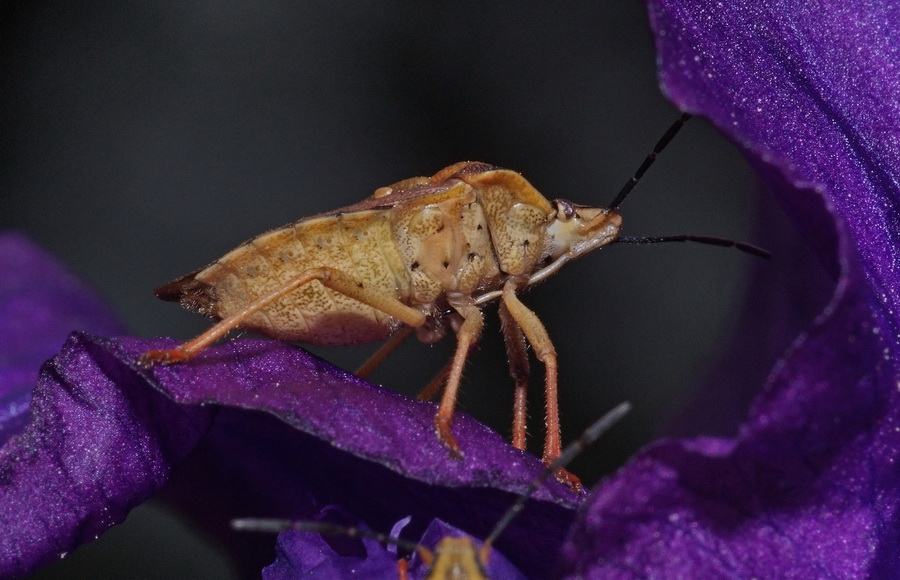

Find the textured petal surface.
xmin=0 ymin=232 xmax=125 ymax=446
xmin=559 ymin=1 xmax=900 ymax=577
xmin=0 ymin=234 xmax=206 ymax=578
xmin=0 ymin=333 xmax=212 ymax=577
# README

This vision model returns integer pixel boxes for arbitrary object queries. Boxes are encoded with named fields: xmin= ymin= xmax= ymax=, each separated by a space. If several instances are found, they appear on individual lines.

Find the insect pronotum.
xmin=140 ymin=113 xmax=767 ymax=487
xmin=232 ymin=401 xmax=632 ymax=580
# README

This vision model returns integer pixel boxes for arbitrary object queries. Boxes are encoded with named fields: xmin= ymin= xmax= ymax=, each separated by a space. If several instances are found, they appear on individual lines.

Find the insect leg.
xmin=434 ymin=306 xmax=484 ymax=458
xmin=140 ymin=267 xmax=427 ymax=365
xmin=355 ymin=326 xmax=416 ymax=378
xmin=418 ymin=326 xmax=484 ymax=402
xmin=416 ymin=359 xmax=452 ymax=402
xmin=498 ymin=300 xmax=530 ymax=451
xmin=500 ymin=282 xmax=581 ymax=489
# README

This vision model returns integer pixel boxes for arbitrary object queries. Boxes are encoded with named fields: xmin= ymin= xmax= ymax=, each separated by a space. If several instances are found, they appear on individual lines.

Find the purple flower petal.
xmin=559 ymin=1 xmax=900 ymax=577
xmin=0 ymin=333 xmax=212 ymax=578
xmin=121 ymin=337 xmax=579 ymax=496
xmin=262 ymin=508 xmax=405 ymax=580
xmin=266 ymin=524 xmax=401 ymax=579
xmin=118 ymin=336 xmax=581 ymax=577
xmin=0 ymin=234 xmax=217 ymax=577
xmin=0 ymin=232 xmax=125 ymax=446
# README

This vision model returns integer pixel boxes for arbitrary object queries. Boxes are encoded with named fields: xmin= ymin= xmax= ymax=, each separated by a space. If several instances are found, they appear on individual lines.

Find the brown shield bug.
xmin=140 ymin=113 xmax=767 ymax=487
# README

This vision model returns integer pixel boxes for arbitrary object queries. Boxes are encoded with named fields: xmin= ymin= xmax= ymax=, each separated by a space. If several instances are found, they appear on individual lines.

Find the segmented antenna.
xmin=616 ymin=235 xmax=771 ymax=259
xmin=608 ymin=113 xmax=692 ymax=210
xmin=483 ymin=401 xmax=631 ymax=548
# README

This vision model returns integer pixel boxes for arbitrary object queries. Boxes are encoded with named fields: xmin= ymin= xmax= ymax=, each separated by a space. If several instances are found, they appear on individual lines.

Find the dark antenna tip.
xmin=608 ymin=112 xmax=692 ymax=211
xmin=616 ymin=235 xmax=771 ymax=259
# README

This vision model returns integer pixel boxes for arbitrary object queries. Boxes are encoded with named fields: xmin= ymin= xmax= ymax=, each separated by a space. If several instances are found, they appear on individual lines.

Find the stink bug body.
xmin=232 ymin=402 xmax=632 ymax=579
xmin=141 ymin=114 xmax=766 ymax=487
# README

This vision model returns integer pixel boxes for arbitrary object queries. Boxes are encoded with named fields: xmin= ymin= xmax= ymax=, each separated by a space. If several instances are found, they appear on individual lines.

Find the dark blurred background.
xmin=2 ymin=2 xmax=776 ymax=578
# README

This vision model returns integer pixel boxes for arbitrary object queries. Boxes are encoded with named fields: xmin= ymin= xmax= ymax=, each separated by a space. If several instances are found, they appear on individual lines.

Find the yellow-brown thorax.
xmin=156 ymin=162 xmax=622 ymax=346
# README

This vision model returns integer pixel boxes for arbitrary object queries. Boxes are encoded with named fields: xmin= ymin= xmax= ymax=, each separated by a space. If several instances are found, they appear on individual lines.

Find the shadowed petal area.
xmin=266 ymin=525 xmax=401 ymax=579
xmin=559 ymin=1 xmax=900 ymax=577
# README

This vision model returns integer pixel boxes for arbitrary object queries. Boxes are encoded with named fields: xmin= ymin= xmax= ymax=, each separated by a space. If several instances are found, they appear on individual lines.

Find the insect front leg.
xmin=499 ymin=300 xmax=530 ymax=451
xmin=140 ymin=267 xmax=427 ymax=365
xmin=500 ymin=281 xmax=581 ymax=490
xmin=434 ymin=305 xmax=484 ymax=458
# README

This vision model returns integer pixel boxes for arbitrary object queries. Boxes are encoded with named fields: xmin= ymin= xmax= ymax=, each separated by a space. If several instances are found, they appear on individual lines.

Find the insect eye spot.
xmin=411 ymin=261 xmax=420 ymax=271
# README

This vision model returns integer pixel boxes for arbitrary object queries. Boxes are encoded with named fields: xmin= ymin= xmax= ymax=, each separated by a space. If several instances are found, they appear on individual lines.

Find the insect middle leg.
xmin=415 ymin=359 xmax=453 ymax=402
xmin=140 ymin=267 xmax=427 ymax=365
xmin=354 ymin=326 xmax=416 ymax=378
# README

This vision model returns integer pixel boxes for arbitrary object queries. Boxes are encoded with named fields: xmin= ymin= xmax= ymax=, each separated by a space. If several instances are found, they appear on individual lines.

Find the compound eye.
xmin=552 ymin=198 xmax=577 ymax=220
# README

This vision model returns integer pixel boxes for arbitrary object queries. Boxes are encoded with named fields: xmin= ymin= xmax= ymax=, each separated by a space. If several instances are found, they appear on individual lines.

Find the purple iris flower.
xmin=2 ymin=0 xmax=899 ymax=578
xmin=558 ymin=0 xmax=900 ymax=577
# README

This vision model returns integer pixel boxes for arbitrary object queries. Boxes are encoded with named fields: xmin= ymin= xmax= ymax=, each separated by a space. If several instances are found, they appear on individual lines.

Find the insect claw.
xmin=553 ymin=467 xmax=583 ymax=493
xmin=435 ymin=416 xmax=464 ymax=460
xmin=137 ymin=348 xmax=189 ymax=367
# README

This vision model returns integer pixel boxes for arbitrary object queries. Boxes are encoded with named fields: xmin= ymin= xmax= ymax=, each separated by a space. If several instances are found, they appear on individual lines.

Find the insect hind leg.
xmin=140 ymin=267 xmax=427 ymax=366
